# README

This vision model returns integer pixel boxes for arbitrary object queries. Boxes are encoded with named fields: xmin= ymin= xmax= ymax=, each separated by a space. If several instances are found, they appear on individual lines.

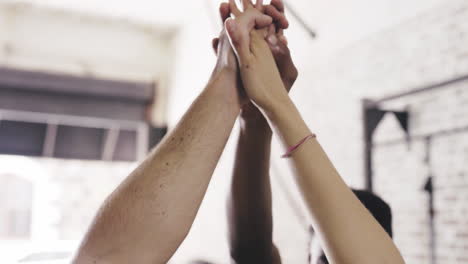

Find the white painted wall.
xmin=0 ymin=2 xmax=176 ymax=125
xmin=0 ymin=2 xmax=174 ymax=82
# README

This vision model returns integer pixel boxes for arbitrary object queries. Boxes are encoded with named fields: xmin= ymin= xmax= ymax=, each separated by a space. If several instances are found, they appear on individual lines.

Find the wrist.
xmin=240 ymin=119 xmax=273 ymax=140
xmin=211 ymin=64 xmax=237 ymax=82
xmin=264 ymin=96 xmax=313 ymax=150
xmin=262 ymin=89 xmax=292 ymax=113
xmin=240 ymin=117 xmax=272 ymax=133
xmin=264 ymin=95 xmax=296 ymax=124
xmin=205 ymin=69 xmax=242 ymax=110
xmin=239 ymin=103 xmax=271 ymax=131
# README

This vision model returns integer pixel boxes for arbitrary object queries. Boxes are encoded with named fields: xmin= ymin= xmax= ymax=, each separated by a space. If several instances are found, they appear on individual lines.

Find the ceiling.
xmin=7 ymin=0 xmax=202 ymax=26
xmin=11 ymin=0 xmax=447 ymax=59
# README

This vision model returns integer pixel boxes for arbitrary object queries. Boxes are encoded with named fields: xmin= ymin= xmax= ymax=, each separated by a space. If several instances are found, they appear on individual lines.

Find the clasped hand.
xmin=213 ymin=0 xmax=298 ymax=119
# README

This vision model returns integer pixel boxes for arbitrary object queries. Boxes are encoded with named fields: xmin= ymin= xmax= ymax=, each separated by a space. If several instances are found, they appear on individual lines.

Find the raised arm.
xmin=224 ymin=1 xmax=405 ymax=264
xmin=71 ymin=22 xmax=264 ymax=264
xmin=228 ymin=105 xmax=277 ymax=264
xmin=218 ymin=1 xmax=297 ymax=263
xmin=227 ymin=43 xmax=294 ymax=264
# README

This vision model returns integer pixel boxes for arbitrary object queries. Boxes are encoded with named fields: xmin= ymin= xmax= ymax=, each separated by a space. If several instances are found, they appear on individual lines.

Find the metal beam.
xmin=0 ymin=109 xmax=143 ymax=130
xmin=0 ymin=66 xmax=166 ymax=161
xmin=363 ymin=74 xmax=468 ymax=191
xmin=102 ymin=127 xmax=120 ymax=161
xmin=369 ymin=74 xmax=468 ymax=106
xmin=0 ymin=109 xmax=164 ymax=161
xmin=363 ymin=100 xmax=387 ymax=191
xmin=373 ymin=123 xmax=468 ymax=147
xmin=42 ymin=123 xmax=58 ymax=157
xmin=137 ymin=124 xmax=150 ymax=160
xmin=362 ymin=100 xmax=410 ymax=191
xmin=284 ymin=1 xmax=317 ymax=39
xmin=0 ymin=88 xmax=150 ymax=121
xmin=0 ymin=66 xmax=154 ymax=102
xmin=423 ymin=137 xmax=436 ymax=264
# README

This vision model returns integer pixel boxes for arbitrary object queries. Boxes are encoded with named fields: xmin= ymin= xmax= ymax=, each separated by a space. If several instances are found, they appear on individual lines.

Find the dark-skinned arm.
xmin=225 ymin=1 xmax=297 ymax=263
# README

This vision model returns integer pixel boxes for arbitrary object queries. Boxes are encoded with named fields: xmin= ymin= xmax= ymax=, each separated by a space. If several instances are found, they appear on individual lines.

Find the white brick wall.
xmin=295 ymin=0 xmax=468 ymax=263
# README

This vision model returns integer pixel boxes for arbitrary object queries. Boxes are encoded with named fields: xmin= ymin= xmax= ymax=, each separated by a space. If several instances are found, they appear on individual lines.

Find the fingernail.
xmin=267 ymin=35 xmax=278 ymax=45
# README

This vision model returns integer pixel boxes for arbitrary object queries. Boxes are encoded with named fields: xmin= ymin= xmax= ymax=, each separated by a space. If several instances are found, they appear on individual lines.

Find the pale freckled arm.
xmin=72 ymin=70 xmax=242 ymax=264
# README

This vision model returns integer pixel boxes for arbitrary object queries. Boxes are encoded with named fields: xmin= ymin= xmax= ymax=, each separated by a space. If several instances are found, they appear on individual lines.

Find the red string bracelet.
xmin=281 ymin=134 xmax=317 ymax=158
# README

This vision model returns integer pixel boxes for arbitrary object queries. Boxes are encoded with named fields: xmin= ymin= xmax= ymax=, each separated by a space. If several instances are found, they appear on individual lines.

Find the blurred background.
xmin=0 ymin=0 xmax=467 ymax=263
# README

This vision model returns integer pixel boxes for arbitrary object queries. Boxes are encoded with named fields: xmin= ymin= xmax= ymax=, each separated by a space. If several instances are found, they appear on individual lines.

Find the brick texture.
xmin=294 ymin=0 xmax=468 ymax=263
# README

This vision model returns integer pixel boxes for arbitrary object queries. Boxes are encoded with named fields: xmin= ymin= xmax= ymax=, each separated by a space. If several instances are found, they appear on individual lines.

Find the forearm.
xmin=228 ymin=117 xmax=275 ymax=262
xmin=73 ymin=70 xmax=240 ymax=264
xmin=266 ymin=99 xmax=405 ymax=264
